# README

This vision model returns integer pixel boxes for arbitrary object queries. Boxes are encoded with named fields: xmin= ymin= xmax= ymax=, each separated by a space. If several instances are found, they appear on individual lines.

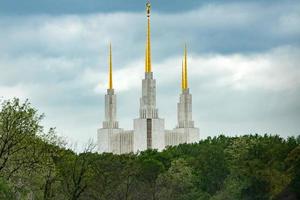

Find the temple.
xmin=97 ymin=1 xmax=200 ymax=154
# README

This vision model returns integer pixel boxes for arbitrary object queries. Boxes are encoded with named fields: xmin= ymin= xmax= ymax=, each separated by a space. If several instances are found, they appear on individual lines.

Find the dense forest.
xmin=0 ymin=98 xmax=299 ymax=200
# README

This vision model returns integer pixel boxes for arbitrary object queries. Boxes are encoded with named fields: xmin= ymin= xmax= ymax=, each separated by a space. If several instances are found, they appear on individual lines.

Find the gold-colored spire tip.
xmin=181 ymin=59 xmax=185 ymax=90
xmin=145 ymin=0 xmax=151 ymax=73
xmin=108 ymin=43 xmax=113 ymax=89
xmin=183 ymin=44 xmax=188 ymax=90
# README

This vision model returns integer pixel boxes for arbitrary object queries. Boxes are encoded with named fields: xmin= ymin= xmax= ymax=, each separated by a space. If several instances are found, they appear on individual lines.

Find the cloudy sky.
xmin=0 ymin=0 xmax=299 ymax=148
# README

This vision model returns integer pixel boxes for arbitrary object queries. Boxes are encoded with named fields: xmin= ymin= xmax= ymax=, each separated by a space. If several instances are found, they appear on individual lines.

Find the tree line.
xmin=0 ymin=98 xmax=299 ymax=200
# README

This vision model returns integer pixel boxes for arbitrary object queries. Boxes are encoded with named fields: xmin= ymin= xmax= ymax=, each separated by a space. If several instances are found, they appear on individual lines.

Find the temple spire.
xmin=145 ymin=0 xmax=152 ymax=72
xmin=145 ymin=42 xmax=148 ymax=72
xmin=183 ymin=44 xmax=188 ymax=90
xmin=181 ymin=60 xmax=185 ymax=90
xmin=108 ymin=43 xmax=113 ymax=89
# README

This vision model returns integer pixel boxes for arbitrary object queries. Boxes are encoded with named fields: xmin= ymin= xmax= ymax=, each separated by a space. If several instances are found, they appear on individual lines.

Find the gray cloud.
xmin=0 ymin=1 xmax=299 ymax=147
xmin=0 ymin=0 xmax=274 ymax=15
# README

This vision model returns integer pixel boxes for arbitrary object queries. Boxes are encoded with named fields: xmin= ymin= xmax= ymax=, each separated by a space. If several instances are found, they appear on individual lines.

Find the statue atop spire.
xmin=145 ymin=0 xmax=152 ymax=72
xmin=146 ymin=0 xmax=151 ymax=16
xmin=108 ymin=43 xmax=113 ymax=89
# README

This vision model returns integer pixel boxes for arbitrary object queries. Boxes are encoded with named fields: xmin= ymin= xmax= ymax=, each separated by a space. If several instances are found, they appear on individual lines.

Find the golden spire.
xmin=108 ymin=43 xmax=113 ymax=89
xmin=145 ymin=0 xmax=152 ymax=72
xmin=145 ymin=42 xmax=148 ymax=72
xmin=183 ymin=44 xmax=188 ymax=90
xmin=181 ymin=59 xmax=185 ymax=90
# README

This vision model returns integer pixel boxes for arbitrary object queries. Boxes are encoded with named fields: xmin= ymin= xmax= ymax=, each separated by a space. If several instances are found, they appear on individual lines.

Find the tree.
xmin=1 ymin=99 xmax=298 ymax=200
xmin=137 ymin=155 xmax=165 ymax=200
xmin=285 ymin=145 xmax=300 ymax=198
xmin=194 ymin=140 xmax=230 ymax=195
xmin=0 ymin=98 xmax=43 ymax=177
xmin=156 ymin=158 xmax=198 ymax=200
xmin=0 ymin=178 xmax=14 ymax=199
xmin=54 ymin=144 xmax=94 ymax=200
xmin=225 ymin=135 xmax=294 ymax=200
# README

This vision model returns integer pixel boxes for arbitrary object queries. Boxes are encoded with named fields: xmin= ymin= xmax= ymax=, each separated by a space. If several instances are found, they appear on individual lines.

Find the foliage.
xmin=0 ymin=98 xmax=299 ymax=200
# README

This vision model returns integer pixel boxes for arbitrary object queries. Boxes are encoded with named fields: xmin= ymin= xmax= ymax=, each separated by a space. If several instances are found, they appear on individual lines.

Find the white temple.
xmin=97 ymin=1 xmax=200 ymax=154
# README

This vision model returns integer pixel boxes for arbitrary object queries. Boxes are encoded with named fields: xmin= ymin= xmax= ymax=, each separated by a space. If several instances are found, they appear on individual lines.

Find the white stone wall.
xmin=98 ymin=128 xmax=134 ymax=154
xmin=177 ymin=89 xmax=194 ymax=128
xmin=98 ymin=128 xmax=109 ymax=153
xmin=98 ymin=125 xmax=199 ymax=154
xmin=139 ymin=72 xmax=158 ymax=119
xmin=165 ymin=130 xmax=178 ymax=147
xmin=97 ymin=128 xmax=123 ymax=154
xmin=133 ymin=118 xmax=165 ymax=152
xmin=165 ymin=129 xmax=182 ymax=147
xmin=165 ymin=127 xmax=200 ymax=147
xmin=166 ymin=87 xmax=200 ymax=146
xmin=120 ymin=130 xmax=133 ymax=154
xmin=132 ymin=71 xmax=166 ymax=153
xmin=186 ymin=127 xmax=200 ymax=143
xmin=151 ymin=118 xmax=165 ymax=151
xmin=98 ymin=67 xmax=200 ymax=154
xmin=133 ymin=119 xmax=148 ymax=152
xmin=103 ymin=89 xmax=119 ymax=129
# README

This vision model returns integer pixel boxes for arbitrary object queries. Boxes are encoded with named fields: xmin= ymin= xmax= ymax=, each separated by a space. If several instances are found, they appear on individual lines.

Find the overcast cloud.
xmin=0 ymin=0 xmax=299 ymax=148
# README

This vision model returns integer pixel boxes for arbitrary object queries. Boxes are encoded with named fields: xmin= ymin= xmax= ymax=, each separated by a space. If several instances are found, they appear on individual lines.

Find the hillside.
xmin=0 ymin=98 xmax=299 ymax=200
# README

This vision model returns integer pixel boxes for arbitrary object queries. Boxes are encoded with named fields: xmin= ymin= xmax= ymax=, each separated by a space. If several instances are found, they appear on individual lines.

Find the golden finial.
xmin=145 ymin=0 xmax=151 ymax=72
xmin=108 ymin=43 xmax=113 ymax=89
xmin=181 ymin=59 xmax=185 ymax=90
xmin=145 ymin=42 xmax=148 ymax=72
xmin=183 ymin=44 xmax=188 ymax=90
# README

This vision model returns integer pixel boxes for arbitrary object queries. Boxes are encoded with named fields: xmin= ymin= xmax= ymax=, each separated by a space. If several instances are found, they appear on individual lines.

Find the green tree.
xmin=0 ymin=178 xmax=14 ymax=199
xmin=54 ymin=148 xmax=93 ymax=200
xmin=156 ymin=158 xmax=198 ymax=200
xmin=285 ymin=145 xmax=300 ymax=198
xmin=194 ymin=139 xmax=230 ymax=195
xmin=137 ymin=156 xmax=165 ymax=200
xmin=0 ymin=98 xmax=43 ymax=177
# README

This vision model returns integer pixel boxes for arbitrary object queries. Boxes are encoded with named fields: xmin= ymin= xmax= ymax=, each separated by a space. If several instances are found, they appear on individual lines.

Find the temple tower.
xmin=177 ymin=45 xmax=194 ymax=129
xmin=98 ymin=44 xmax=123 ymax=154
xmin=168 ymin=45 xmax=199 ymax=145
xmin=133 ymin=1 xmax=165 ymax=152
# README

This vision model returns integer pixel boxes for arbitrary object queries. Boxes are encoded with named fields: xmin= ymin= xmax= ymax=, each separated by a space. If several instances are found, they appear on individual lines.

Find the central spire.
xmin=145 ymin=0 xmax=152 ymax=73
xmin=181 ymin=60 xmax=185 ymax=90
xmin=182 ymin=45 xmax=188 ymax=90
xmin=108 ymin=43 xmax=113 ymax=89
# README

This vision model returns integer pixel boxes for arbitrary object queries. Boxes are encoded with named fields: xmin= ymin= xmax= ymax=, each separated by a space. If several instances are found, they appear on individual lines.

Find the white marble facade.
xmin=97 ymin=74 xmax=200 ymax=154
xmin=97 ymin=1 xmax=200 ymax=154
